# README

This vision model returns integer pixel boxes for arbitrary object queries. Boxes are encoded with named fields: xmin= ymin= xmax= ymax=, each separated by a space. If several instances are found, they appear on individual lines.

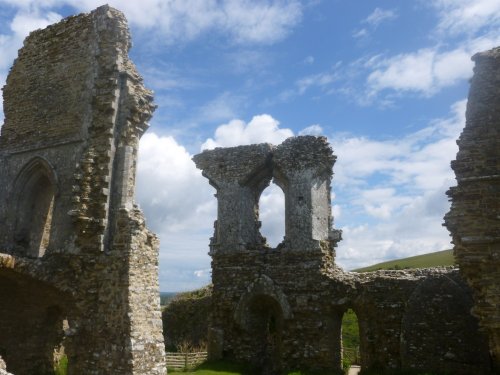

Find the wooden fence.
xmin=166 ymin=351 xmax=208 ymax=370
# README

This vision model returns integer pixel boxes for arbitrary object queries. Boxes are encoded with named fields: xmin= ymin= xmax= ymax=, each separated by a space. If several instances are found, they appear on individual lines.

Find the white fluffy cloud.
xmin=431 ymin=0 xmax=500 ymax=36
xmin=136 ymin=133 xmax=216 ymax=290
xmin=362 ymin=0 xmax=500 ymax=98
xmin=299 ymin=124 xmax=323 ymax=136
xmin=201 ymin=114 xmax=293 ymax=150
xmin=366 ymin=36 xmax=500 ymax=96
xmin=137 ymin=114 xmax=296 ymax=290
xmin=333 ymin=100 xmax=465 ymax=269
xmin=137 ymin=133 xmax=214 ymax=233
xmin=0 ymin=0 xmax=302 ymax=45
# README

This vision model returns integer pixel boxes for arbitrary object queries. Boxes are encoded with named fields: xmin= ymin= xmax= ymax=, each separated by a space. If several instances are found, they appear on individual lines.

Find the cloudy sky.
xmin=1 ymin=0 xmax=499 ymax=291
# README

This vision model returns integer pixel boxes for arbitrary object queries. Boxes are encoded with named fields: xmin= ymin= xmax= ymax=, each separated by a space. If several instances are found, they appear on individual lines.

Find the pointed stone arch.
xmin=12 ymin=157 xmax=58 ymax=257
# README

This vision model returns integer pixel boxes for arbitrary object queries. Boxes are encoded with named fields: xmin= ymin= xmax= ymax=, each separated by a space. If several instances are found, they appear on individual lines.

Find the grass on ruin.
xmin=360 ymin=370 xmax=441 ymax=375
xmin=54 ymin=355 xmax=68 ymax=375
xmin=169 ymin=360 xmax=344 ymax=375
xmin=168 ymin=360 xmax=254 ymax=375
xmin=353 ymin=250 xmax=454 ymax=272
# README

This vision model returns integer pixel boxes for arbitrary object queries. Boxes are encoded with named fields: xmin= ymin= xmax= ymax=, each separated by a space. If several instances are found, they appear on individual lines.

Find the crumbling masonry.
xmin=192 ymin=47 xmax=500 ymax=375
xmin=194 ymin=136 xmax=491 ymax=374
xmin=193 ymin=46 xmax=500 ymax=374
xmin=0 ymin=6 xmax=165 ymax=375
xmin=445 ymin=46 xmax=500 ymax=373
xmin=0 ymin=4 xmax=498 ymax=375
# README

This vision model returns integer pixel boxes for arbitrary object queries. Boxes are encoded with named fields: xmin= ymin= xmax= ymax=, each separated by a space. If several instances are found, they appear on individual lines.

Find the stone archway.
xmin=12 ymin=157 xmax=58 ymax=258
xmin=234 ymin=275 xmax=292 ymax=374
xmin=0 ymin=268 xmax=74 ymax=375
xmin=247 ymin=294 xmax=285 ymax=374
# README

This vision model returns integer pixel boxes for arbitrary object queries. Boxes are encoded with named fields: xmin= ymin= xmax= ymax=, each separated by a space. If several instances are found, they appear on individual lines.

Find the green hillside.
xmin=160 ymin=292 xmax=178 ymax=306
xmin=353 ymin=249 xmax=455 ymax=272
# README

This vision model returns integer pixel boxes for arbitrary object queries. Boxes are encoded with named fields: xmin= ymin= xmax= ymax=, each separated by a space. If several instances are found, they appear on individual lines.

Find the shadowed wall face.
xmin=15 ymin=168 xmax=55 ymax=258
xmin=445 ymin=46 xmax=500 ymax=370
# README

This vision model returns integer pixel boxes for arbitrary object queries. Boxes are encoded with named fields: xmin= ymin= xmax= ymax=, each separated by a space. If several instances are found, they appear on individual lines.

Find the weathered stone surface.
xmin=195 ymin=136 xmax=491 ymax=374
xmin=0 ymin=356 xmax=13 ymax=375
xmin=0 ymin=6 xmax=165 ymax=375
xmin=445 ymin=46 xmax=500 ymax=371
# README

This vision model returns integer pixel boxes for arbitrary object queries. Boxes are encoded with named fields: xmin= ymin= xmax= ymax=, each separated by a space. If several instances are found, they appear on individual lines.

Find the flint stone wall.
xmin=0 ymin=6 xmax=165 ymax=375
xmin=194 ymin=136 xmax=492 ymax=374
xmin=445 ymin=46 xmax=500 ymax=372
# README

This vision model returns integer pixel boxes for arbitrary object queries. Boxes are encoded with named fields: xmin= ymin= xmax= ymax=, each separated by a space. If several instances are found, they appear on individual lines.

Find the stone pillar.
xmin=444 ymin=46 xmax=500 ymax=370
xmin=273 ymin=136 xmax=336 ymax=251
xmin=193 ymin=144 xmax=273 ymax=251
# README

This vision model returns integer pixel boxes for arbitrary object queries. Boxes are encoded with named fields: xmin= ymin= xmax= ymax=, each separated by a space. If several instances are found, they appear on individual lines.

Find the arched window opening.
xmin=342 ymin=308 xmax=360 ymax=373
xmin=258 ymin=182 xmax=285 ymax=248
xmin=14 ymin=165 xmax=56 ymax=258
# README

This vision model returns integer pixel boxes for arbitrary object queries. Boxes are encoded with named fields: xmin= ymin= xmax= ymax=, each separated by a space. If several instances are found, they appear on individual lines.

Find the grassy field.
xmin=352 ymin=249 xmax=454 ymax=272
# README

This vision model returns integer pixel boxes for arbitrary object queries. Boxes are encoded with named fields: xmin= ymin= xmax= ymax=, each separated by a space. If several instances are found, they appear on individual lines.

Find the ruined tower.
xmin=194 ymin=137 xmax=346 ymax=372
xmin=0 ymin=6 xmax=165 ymax=374
xmin=445 ymin=46 xmax=500 ymax=371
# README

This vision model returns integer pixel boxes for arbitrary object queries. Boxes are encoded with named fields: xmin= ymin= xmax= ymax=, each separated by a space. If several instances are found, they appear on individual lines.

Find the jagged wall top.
xmin=0 ymin=5 xmax=154 ymax=151
xmin=193 ymin=136 xmax=338 ymax=252
xmin=0 ymin=5 xmax=155 ymax=254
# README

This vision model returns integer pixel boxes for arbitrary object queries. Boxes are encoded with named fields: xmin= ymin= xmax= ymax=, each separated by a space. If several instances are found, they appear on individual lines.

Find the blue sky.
xmin=1 ymin=0 xmax=499 ymax=291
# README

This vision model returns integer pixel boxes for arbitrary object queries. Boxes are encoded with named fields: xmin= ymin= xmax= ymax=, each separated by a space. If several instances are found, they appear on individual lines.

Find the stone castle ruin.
xmin=191 ymin=48 xmax=500 ymax=375
xmin=0 ymin=6 xmax=165 ymax=375
xmin=193 ymin=137 xmax=491 ymax=374
xmin=0 ymin=4 xmax=498 ymax=375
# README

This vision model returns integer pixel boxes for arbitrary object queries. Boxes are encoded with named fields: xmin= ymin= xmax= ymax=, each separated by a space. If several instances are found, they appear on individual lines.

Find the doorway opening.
xmin=342 ymin=308 xmax=360 ymax=372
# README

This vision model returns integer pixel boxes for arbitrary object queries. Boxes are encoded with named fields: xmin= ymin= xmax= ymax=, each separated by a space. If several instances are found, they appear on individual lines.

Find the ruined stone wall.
xmin=352 ymin=268 xmax=489 ymax=373
xmin=445 ymin=46 xmax=500 ymax=371
xmin=162 ymin=286 xmax=213 ymax=350
xmin=195 ymin=136 xmax=491 ymax=374
xmin=0 ymin=6 xmax=165 ymax=375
